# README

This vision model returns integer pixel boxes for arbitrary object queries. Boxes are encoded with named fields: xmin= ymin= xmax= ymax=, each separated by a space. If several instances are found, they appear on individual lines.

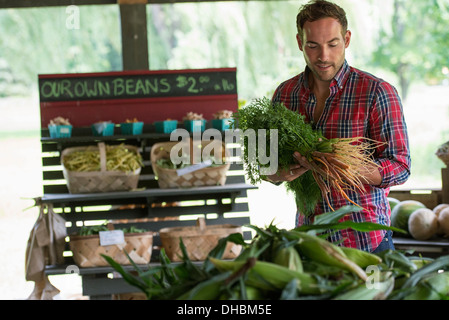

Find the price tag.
xmin=99 ymin=230 xmax=125 ymax=246
xmin=177 ymin=159 xmax=212 ymax=176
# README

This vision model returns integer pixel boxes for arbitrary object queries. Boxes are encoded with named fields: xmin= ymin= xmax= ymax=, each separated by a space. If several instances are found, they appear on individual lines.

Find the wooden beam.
xmin=119 ymin=4 xmax=149 ymax=70
xmin=0 ymin=0 xmax=260 ymax=9
xmin=118 ymin=0 xmax=147 ymax=3
xmin=146 ymin=0 xmax=257 ymax=3
xmin=0 ymin=0 xmax=115 ymax=8
xmin=442 ymin=167 xmax=449 ymax=203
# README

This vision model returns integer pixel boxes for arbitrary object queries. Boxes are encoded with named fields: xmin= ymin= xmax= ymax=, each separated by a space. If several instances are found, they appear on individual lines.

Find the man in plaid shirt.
xmin=266 ymin=0 xmax=411 ymax=252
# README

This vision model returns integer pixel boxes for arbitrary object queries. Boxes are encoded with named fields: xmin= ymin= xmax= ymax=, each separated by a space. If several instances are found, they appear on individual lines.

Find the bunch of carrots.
xmin=232 ymin=97 xmax=383 ymax=216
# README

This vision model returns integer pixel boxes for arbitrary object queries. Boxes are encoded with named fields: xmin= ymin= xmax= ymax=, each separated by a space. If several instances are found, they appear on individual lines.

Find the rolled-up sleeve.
xmin=369 ymin=82 xmax=411 ymax=188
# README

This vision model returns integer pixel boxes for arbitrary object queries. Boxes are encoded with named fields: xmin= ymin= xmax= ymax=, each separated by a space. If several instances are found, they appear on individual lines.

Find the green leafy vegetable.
xmin=102 ymin=206 xmax=449 ymax=300
xmin=78 ymin=224 xmax=148 ymax=236
xmin=232 ymin=97 xmax=383 ymax=216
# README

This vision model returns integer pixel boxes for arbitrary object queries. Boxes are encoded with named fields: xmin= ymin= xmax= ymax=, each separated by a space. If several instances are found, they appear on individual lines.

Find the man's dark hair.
xmin=296 ymin=0 xmax=348 ymax=40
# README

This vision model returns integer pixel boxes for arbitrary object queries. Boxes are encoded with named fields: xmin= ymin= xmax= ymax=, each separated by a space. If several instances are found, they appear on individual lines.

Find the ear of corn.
xmin=409 ymin=257 xmax=434 ymax=269
xmin=399 ymin=255 xmax=449 ymax=289
xmin=218 ymin=283 xmax=265 ymax=300
xmin=402 ymin=272 xmax=449 ymax=300
xmin=249 ymin=260 xmax=319 ymax=294
xmin=333 ymin=273 xmax=395 ymax=300
xmin=237 ymin=285 xmax=265 ymax=300
xmin=209 ymin=257 xmax=321 ymax=295
xmin=103 ymin=214 xmax=449 ymax=300
xmin=272 ymin=244 xmax=304 ymax=273
xmin=340 ymin=246 xmax=382 ymax=268
xmin=176 ymin=271 xmax=231 ymax=300
xmin=376 ymin=249 xmax=418 ymax=274
xmin=290 ymin=231 xmax=368 ymax=281
xmin=241 ymin=285 xmax=264 ymax=300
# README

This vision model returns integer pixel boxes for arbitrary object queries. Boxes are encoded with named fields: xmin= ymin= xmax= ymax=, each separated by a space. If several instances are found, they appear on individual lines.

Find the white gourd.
xmin=433 ymin=204 xmax=449 ymax=235
xmin=433 ymin=203 xmax=449 ymax=217
xmin=437 ymin=207 xmax=449 ymax=236
xmin=408 ymin=208 xmax=439 ymax=240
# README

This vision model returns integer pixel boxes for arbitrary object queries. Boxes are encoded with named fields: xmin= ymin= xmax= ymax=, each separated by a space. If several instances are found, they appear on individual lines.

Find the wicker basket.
xmin=69 ymin=230 xmax=153 ymax=267
xmin=61 ymin=142 xmax=141 ymax=193
xmin=151 ymin=139 xmax=230 ymax=189
xmin=159 ymin=218 xmax=242 ymax=262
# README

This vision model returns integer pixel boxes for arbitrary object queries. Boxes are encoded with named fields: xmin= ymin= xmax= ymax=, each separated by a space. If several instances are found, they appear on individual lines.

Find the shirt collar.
xmin=302 ymin=59 xmax=350 ymax=90
xmin=333 ymin=59 xmax=350 ymax=89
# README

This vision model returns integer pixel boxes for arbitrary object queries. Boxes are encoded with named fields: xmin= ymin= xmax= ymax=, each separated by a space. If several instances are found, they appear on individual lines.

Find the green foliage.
xmin=232 ymin=97 xmax=330 ymax=215
xmin=103 ymin=208 xmax=449 ymax=300
xmin=0 ymin=2 xmax=304 ymax=100
xmin=3 ymin=1 xmax=448 ymax=102
xmin=0 ymin=6 xmax=122 ymax=94
xmin=78 ymin=224 xmax=148 ymax=236
xmin=371 ymin=0 xmax=449 ymax=99
xmin=147 ymin=2 xmax=303 ymax=100
xmin=102 ymin=235 xmax=244 ymax=300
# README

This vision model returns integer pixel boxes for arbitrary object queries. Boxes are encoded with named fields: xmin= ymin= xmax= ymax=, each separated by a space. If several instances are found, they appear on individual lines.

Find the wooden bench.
xmin=37 ymin=68 xmax=257 ymax=299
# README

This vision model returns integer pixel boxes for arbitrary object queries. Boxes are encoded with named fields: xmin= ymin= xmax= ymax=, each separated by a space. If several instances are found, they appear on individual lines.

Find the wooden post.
xmin=119 ymin=3 xmax=149 ymax=70
xmin=118 ymin=0 xmax=147 ymax=3
xmin=442 ymin=167 xmax=449 ymax=203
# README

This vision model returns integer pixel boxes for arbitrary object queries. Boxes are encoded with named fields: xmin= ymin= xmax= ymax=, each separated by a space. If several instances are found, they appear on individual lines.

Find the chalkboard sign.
xmin=39 ymin=68 xmax=237 ymax=102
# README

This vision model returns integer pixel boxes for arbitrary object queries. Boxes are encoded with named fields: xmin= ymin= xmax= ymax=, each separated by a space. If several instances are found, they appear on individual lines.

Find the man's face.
xmin=297 ymin=17 xmax=351 ymax=84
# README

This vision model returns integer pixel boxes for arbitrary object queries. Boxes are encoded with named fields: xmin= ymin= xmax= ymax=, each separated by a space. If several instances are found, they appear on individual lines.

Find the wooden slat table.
xmin=393 ymin=236 xmax=449 ymax=258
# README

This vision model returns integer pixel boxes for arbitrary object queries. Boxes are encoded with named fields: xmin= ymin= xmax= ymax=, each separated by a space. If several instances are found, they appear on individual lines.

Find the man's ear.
xmin=296 ymin=33 xmax=304 ymax=52
xmin=344 ymin=30 xmax=351 ymax=48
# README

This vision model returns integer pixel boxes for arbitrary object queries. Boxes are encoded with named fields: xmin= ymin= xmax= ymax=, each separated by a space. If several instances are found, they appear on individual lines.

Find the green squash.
xmin=391 ymin=200 xmax=426 ymax=235
xmin=387 ymin=197 xmax=401 ymax=212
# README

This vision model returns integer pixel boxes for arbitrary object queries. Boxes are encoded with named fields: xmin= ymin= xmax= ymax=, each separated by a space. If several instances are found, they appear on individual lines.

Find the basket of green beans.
xmin=61 ymin=142 xmax=143 ymax=193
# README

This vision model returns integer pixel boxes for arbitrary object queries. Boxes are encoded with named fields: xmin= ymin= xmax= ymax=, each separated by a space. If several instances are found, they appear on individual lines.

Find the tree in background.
xmin=1 ymin=0 xmax=448 ymax=103
xmin=147 ymin=1 xmax=303 ymax=100
xmin=0 ymin=6 xmax=122 ymax=96
xmin=371 ymin=0 xmax=449 ymax=100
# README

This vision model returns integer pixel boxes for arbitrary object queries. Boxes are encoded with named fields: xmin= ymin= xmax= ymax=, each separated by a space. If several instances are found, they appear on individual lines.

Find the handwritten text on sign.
xmin=38 ymin=70 xmax=237 ymax=102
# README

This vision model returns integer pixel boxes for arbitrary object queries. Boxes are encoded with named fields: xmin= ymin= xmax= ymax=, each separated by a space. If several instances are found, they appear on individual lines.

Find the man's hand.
xmin=265 ymin=151 xmax=310 ymax=183
xmin=356 ymin=163 xmax=382 ymax=186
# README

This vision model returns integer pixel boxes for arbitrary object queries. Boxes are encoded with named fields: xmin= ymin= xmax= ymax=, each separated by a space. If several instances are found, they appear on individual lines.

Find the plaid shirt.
xmin=272 ymin=60 xmax=411 ymax=252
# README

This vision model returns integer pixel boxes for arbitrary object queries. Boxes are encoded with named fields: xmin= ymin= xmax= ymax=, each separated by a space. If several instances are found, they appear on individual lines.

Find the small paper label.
xmin=99 ymin=230 xmax=125 ymax=246
xmin=176 ymin=159 xmax=212 ymax=176
xmin=59 ymin=127 xmax=70 ymax=133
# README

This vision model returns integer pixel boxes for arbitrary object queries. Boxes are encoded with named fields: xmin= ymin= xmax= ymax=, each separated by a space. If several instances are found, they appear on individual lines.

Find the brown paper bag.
xmin=25 ymin=201 xmax=67 ymax=299
xmin=26 ymin=276 xmax=61 ymax=300
xmin=25 ymin=204 xmax=46 ymax=282
xmin=47 ymin=203 xmax=68 ymax=265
